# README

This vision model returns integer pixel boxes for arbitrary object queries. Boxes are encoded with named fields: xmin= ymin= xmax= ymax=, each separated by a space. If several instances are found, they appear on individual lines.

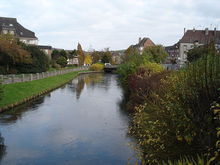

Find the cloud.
xmin=0 ymin=0 xmax=219 ymax=50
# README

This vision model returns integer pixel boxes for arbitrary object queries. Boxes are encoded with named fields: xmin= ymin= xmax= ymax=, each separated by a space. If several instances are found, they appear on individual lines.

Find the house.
xmin=167 ymin=28 xmax=220 ymax=65
xmin=37 ymin=45 xmax=53 ymax=60
xmin=0 ymin=16 xmax=38 ymax=45
xmin=165 ymin=43 xmax=179 ymax=64
xmin=131 ymin=37 xmax=155 ymax=53
xmin=111 ymin=52 xmax=122 ymax=64
xmin=67 ymin=57 xmax=79 ymax=65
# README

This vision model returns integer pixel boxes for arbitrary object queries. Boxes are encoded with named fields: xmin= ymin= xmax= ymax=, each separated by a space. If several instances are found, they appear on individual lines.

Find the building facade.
xmin=131 ymin=37 xmax=155 ymax=53
xmin=179 ymin=28 xmax=220 ymax=64
xmin=166 ymin=28 xmax=220 ymax=65
xmin=37 ymin=45 xmax=53 ymax=60
xmin=0 ymin=17 xmax=38 ymax=45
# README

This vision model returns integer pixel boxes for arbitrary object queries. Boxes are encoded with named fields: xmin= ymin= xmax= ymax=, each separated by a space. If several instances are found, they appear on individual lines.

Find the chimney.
xmin=193 ymin=27 xmax=196 ymax=32
xmin=214 ymin=27 xmax=217 ymax=36
xmin=139 ymin=37 xmax=141 ymax=43
xmin=184 ymin=28 xmax=186 ymax=34
xmin=205 ymin=28 xmax=209 ymax=35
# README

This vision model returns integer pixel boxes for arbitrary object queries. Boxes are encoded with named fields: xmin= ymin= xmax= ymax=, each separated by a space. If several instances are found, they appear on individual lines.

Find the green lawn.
xmin=0 ymin=71 xmax=81 ymax=109
xmin=48 ymin=65 xmax=78 ymax=72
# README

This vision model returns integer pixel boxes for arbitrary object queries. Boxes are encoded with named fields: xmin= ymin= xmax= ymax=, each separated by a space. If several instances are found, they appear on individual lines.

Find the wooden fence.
xmin=0 ymin=67 xmax=88 ymax=84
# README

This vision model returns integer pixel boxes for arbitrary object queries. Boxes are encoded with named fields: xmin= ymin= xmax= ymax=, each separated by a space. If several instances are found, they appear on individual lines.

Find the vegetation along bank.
xmin=117 ymin=43 xmax=220 ymax=164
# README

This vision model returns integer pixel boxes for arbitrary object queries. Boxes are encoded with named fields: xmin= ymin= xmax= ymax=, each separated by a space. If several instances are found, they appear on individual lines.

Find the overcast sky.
xmin=0 ymin=0 xmax=219 ymax=50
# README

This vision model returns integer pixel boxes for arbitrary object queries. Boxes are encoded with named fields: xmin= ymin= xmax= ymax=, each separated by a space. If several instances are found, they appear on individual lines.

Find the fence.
xmin=0 ymin=67 xmax=88 ymax=84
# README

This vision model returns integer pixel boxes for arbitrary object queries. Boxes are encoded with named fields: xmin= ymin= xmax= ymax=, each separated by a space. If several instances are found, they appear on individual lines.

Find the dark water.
xmin=0 ymin=73 xmax=137 ymax=165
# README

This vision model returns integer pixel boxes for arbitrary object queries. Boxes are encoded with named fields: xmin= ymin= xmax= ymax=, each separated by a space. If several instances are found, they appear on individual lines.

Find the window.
xmin=2 ymin=30 xmax=8 ymax=34
xmin=20 ymin=32 xmax=23 ymax=35
xmin=9 ymin=24 xmax=13 ymax=26
xmin=9 ymin=30 xmax=15 ymax=35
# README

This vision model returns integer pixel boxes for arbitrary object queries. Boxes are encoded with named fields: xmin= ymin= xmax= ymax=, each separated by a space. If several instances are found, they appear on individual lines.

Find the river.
xmin=0 ymin=73 xmax=137 ymax=165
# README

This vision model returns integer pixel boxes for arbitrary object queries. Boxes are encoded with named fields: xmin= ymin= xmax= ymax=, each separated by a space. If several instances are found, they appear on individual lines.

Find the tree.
xmin=68 ymin=49 xmax=77 ymax=59
xmin=91 ymin=51 xmax=101 ymax=63
xmin=0 ymin=34 xmax=32 ymax=74
xmin=56 ymin=56 xmax=67 ymax=67
xmin=60 ymin=49 xmax=67 ymax=59
xmin=187 ymin=42 xmax=216 ymax=62
xmin=101 ymin=51 xmax=112 ymax=63
xmin=18 ymin=45 xmax=49 ymax=73
xmin=51 ymin=49 xmax=60 ymax=61
xmin=122 ymin=46 xmax=138 ymax=63
xmin=143 ymin=45 xmax=168 ymax=63
xmin=77 ymin=43 xmax=85 ymax=66
xmin=84 ymin=54 xmax=92 ymax=65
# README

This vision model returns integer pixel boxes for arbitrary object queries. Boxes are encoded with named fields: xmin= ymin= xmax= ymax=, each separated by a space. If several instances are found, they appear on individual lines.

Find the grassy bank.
xmin=0 ymin=71 xmax=86 ymax=112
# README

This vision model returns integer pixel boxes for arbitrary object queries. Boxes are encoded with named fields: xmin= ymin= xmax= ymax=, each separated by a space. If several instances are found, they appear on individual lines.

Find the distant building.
xmin=0 ymin=16 xmax=38 ymax=45
xmin=37 ymin=45 xmax=53 ymax=60
xmin=178 ymin=28 xmax=220 ymax=64
xmin=67 ymin=57 xmax=79 ymax=65
xmin=111 ymin=52 xmax=122 ymax=64
xmin=165 ymin=43 xmax=179 ymax=64
xmin=131 ymin=37 xmax=155 ymax=53
xmin=166 ymin=28 xmax=220 ymax=65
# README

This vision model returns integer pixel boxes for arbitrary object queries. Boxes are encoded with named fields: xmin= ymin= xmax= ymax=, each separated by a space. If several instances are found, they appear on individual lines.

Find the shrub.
xmin=0 ymin=83 xmax=3 ymax=102
xmin=139 ymin=62 xmax=164 ymax=75
xmin=17 ymin=45 xmax=50 ymax=73
xmin=56 ymin=56 xmax=67 ymax=68
xmin=143 ymin=45 xmax=168 ymax=63
xmin=128 ymin=53 xmax=220 ymax=163
xmin=89 ymin=63 xmax=104 ymax=71
xmin=0 ymin=34 xmax=32 ymax=74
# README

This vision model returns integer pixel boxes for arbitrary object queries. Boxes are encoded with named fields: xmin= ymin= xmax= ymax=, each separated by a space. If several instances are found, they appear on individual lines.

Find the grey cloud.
xmin=0 ymin=0 xmax=219 ymax=50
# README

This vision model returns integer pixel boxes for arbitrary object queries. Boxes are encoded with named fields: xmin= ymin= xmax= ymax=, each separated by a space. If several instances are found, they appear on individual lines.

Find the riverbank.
xmin=117 ymin=51 xmax=220 ymax=163
xmin=0 ymin=71 xmax=101 ymax=112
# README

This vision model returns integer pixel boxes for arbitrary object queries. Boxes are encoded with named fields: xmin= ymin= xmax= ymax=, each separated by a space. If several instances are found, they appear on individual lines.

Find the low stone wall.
xmin=0 ymin=71 xmax=102 ymax=113
xmin=0 ymin=67 xmax=88 ymax=84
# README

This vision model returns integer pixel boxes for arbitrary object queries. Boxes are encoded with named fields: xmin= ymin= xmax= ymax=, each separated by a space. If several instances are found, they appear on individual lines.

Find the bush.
xmin=0 ymin=83 xmax=3 ymax=102
xmin=0 ymin=34 xmax=32 ymax=74
xmin=128 ymin=53 xmax=220 ymax=163
xmin=89 ymin=63 xmax=104 ymax=71
xmin=17 ymin=45 xmax=49 ymax=73
xmin=56 ymin=56 xmax=67 ymax=68
xmin=143 ymin=45 xmax=168 ymax=63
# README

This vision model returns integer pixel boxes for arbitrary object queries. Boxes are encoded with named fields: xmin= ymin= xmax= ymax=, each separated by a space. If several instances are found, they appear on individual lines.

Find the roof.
xmin=179 ymin=29 xmax=220 ymax=44
xmin=165 ymin=43 xmax=179 ymax=51
xmin=131 ymin=37 xmax=155 ymax=49
xmin=37 ymin=45 xmax=52 ymax=50
xmin=0 ymin=16 xmax=38 ymax=39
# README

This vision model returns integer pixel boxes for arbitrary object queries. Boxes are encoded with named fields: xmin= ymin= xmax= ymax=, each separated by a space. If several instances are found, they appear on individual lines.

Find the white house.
xmin=178 ymin=28 xmax=220 ymax=65
xmin=0 ymin=16 xmax=38 ymax=45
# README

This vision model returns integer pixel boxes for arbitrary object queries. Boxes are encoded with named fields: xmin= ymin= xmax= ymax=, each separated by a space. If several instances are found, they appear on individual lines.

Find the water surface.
xmin=0 ymin=73 xmax=136 ymax=165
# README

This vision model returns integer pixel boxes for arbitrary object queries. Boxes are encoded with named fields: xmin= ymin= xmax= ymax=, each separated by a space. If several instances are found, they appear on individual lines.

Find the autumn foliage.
xmin=0 ymin=35 xmax=32 ymax=73
xmin=118 ymin=47 xmax=220 ymax=163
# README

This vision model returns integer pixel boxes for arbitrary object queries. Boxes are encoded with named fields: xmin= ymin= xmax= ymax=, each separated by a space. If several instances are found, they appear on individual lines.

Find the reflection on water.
xmin=0 ymin=134 xmax=6 ymax=162
xmin=0 ymin=73 xmax=136 ymax=165
xmin=71 ymin=73 xmax=111 ymax=99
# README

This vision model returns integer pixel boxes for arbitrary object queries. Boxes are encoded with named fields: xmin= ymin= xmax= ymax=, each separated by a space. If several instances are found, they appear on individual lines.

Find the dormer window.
xmin=9 ymin=23 xmax=13 ymax=26
xmin=20 ymin=32 xmax=23 ymax=35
